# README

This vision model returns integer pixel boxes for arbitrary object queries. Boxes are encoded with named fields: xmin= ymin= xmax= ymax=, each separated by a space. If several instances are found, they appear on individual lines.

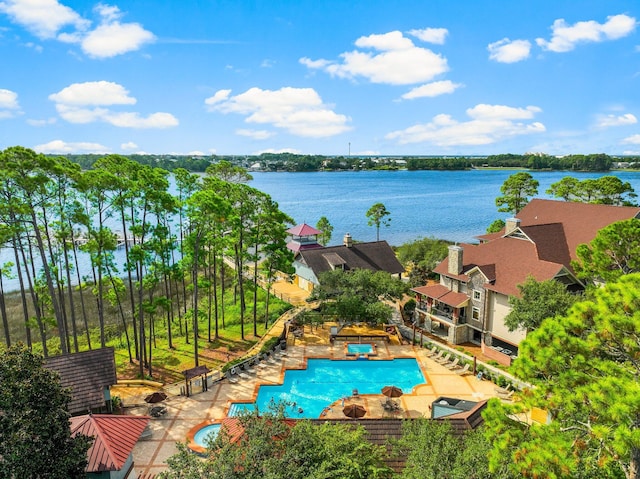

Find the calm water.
xmin=228 ymin=358 xmax=425 ymax=419
xmin=249 ymin=170 xmax=640 ymax=245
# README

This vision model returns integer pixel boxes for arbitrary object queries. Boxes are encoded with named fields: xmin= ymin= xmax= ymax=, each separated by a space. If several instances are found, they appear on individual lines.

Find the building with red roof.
xmin=412 ymin=199 xmax=640 ymax=365
xmin=70 ymin=414 xmax=150 ymax=479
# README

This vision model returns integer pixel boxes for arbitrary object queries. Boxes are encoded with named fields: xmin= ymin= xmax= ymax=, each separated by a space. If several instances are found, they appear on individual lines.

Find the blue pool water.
xmin=347 ymin=343 xmax=375 ymax=354
xmin=229 ymin=358 xmax=425 ymax=419
xmin=193 ymin=423 xmax=221 ymax=448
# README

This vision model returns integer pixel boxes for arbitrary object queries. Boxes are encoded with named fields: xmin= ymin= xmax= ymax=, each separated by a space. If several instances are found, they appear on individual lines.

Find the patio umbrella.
xmin=381 ymin=385 xmax=403 ymax=398
xmin=343 ymin=404 xmax=367 ymax=419
xmin=144 ymin=392 xmax=168 ymax=404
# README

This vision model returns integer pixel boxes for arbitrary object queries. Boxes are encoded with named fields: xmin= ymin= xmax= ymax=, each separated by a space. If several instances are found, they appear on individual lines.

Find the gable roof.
xmin=298 ymin=241 xmax=404 ymax=277
xmin=516 ymin=199 xmax=640 ymax=261
xmin=70 ymin=414 xmax=150 ymax=473
xmin=44 ymin=347 xmax=117 ymax=415
xmin=412 ymin=284 xmax=469 ymax=307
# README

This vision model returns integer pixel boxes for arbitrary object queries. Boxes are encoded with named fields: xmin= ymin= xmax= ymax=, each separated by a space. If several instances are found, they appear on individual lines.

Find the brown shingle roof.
xmin=516 ymin=199 xmax=640 ymax=260
xmin=44 ymin=347 xmax=117 ymax=415
xmin=298 ymin=241 xmax=404 ymax=277
xmin=70 ymin=414 xmax=150 ymax=473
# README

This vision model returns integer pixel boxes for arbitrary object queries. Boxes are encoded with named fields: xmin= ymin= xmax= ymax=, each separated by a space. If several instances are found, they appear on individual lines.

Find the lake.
xmin=249 ymin=169 xmax=640 ymax=246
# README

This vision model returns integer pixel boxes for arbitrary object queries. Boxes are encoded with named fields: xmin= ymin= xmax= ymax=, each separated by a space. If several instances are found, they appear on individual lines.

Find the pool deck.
xmin=127 ymin=335 xmax=504 ymax=477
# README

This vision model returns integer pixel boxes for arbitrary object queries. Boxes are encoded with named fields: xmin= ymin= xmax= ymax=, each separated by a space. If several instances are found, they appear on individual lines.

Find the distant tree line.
xmin=58 ymin=152 xmax=639 ymax=173
xmin=407 ymin=153 xmax=634 ymax=171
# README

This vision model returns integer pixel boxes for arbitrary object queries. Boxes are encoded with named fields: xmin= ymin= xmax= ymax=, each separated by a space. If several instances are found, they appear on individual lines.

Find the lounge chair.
xmin=445 ymin=357 xmax=461 ymax=370
xmin=456 ymin=364 xmax=472 ymax=376
xmin=352 ymin=388 xmax=360 ymax=398
xmin=436 ymin=353 xmax=452 ymax=364
xmin=497 ymin=389 xmax=515 ymax=400
xmin=494 ymin=384 xmax=512 ymax=395
xmin=256 ymin=355 xmax=269 ymax=369
xmin=432 ymin=350 xmax=444 ymax=361
xmin=424 ymin=344 xmax=438 ymax=357
xmin=245 ymin=362 xmax=256 ymax=374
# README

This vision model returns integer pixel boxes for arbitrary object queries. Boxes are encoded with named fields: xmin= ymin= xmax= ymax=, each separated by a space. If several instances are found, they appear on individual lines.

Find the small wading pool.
xmin=346 ymin=342 xmax=376 ymax=356
xmin=187 ymin=422 xmax=221 ymax=454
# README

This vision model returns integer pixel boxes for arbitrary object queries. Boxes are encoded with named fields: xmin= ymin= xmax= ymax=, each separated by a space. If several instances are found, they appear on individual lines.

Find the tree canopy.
xmin=573 ymin=218 xmax=640 ymax=284
xmin=310 ymin=269 xmax=408 ymax=325
xmin=315 ymin=216 xmax=333 ymax=246
xmin=547 ymin=175 xmax=637 ymax=206
xmin=394 ymin=420 xmax=516 ymax=479
xmin=504 ymin=276 xmax=581 ymax=332
xmin=484 ymin=274 xmax=640 ymax=479
xmin=366 ymin=203 xmax=391 ymax=241
xmin=0 ymin=345 xmax=91 ymax=478
xmin=495 ymin=172 xmax=539 ymax=214
xmin=395 ymin=237 xmax=450 ymax=286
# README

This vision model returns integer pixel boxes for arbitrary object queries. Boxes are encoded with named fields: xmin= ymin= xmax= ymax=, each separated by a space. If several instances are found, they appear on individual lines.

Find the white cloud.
xmin=488 ymin=38 xmax=531 ymax=63
xmin=236 ymin=129 xmax=276 ymax=140
xmin=407 ymin=27 xmax=448 ymax=45
xmin=622 ymin=134 xmax=640 ymax=144
xmin=467 ymin=104 xmax=541 ymax=120
xmin=401 ymin=80 xmax=462 ymax=99
xmin=385 ymin=103 xmax=545 ymax=146
xmin=49 ymin=81 xmax=136 ymax=106
xmin=187 ymin=150 xmax=206 ymax=156
xmin=300 ymin=30 xmax=448 ymax=85
xmin=121 ymin=141 xmax=138 ymax=150
xmin=81 ymin=19 xmax=155 ymax=58
xmin=536 ymin=14 xmax=637 ymax=53
xmin=204 ymin=89 xmax=231 ymax=107
xmin=0 ymin=0 xmax=154 ymax=58
xmin=205 ymin=87 xmax=351 ymax=138
xmin=595 ymin=113 xmax=637 ymax=128
xmin=0 ymin=0 xmax=89 ymax=39
xmin=50 ymin=81 xmax=178 ymax=128
xmin=0 ymin=88 xmax=20 ymax=118
xmin=33 ymin=139 xmax=110 ymax=154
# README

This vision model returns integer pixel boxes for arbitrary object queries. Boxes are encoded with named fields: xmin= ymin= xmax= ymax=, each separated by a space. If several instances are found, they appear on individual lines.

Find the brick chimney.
xmin=343 ymin=233 xmax=353 ymax=248
xmin=447 ymin=245 xmax=463 ymax=275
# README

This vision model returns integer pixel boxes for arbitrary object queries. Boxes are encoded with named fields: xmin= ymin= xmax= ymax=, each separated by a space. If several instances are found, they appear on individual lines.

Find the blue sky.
xmin=1 ymin=0 xmax=639 ymax=157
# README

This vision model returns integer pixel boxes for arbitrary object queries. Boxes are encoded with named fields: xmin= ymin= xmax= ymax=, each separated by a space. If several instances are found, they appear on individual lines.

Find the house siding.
xmin=487 ymin=293 xmax=526 ymax=346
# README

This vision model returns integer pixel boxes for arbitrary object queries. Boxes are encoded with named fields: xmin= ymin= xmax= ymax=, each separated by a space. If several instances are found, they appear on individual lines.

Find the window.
xmin=472 ymin=307 xmax=480 ymax=321
xmin=473 ymin=290 xmax=481 ymax=301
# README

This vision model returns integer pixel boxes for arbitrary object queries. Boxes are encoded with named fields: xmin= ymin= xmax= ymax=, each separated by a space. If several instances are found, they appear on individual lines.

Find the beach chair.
xmin=456 ymin=364 xmax=472 ymax=376
xmin=432 ymin=349 xmax=444 ymax=361
xmin=445 ymin=357 xmax=461 ymax=370
xmin=436 ymin=353 xmax=452 ymax=364
xmin=424 ymin=344 xmax=438 ymax=357
xmin=497 ymin=389 xmax=515 ymax=400
xmin=494 ymin=384 xmax=513 ymax=395
xmin=256 ymin=355 xmax=269 ymax=369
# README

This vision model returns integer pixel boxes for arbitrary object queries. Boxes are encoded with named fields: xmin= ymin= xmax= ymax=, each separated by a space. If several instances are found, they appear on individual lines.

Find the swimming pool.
xmin=228 ymin=358 xmax=425 ymax=419
xmin=193 ymin=423 xmax=221 ymax=447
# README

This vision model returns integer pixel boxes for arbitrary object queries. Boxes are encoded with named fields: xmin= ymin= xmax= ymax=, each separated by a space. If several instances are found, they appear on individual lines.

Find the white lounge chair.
xmin=436 ymin=353 xmax=452 ymax=364
xmin=227 ymin=367 xmax=240 ymax=383
xmin=432 ymin=350 xmax=444 ymax=361
xmin=424 ymin=344 xmax=438 ymax=357
xmin=445 ymin=357 xmax=461 ymax=370
xmin=456 ymin=364 xmax=472 ymax=376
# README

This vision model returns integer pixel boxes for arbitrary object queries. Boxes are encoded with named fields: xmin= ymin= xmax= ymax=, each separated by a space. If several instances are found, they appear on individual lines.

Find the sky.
xmin=1 ymin=0 xmax=640 ymax=157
